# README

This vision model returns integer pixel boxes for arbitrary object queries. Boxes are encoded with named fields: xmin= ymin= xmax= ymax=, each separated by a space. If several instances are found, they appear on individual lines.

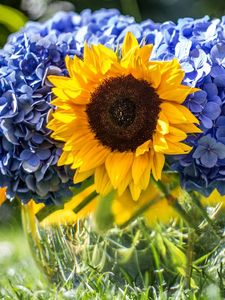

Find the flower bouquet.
xmin=0 ymin=9 xmax=225 ymax=297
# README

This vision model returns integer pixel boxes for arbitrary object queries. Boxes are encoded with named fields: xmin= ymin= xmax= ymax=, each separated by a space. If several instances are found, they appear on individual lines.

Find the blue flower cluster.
xmin=144 ymin=16 xmax=225 ymax=196
xmin=0 ymin=9 xmax=144 ymax=204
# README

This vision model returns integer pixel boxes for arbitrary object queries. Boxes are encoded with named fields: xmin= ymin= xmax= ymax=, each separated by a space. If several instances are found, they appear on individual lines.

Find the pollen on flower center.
xmin=86 ymin=74 xmax=161 ymax=152
xmin=109 ymin=98 xmax=136 ymax=128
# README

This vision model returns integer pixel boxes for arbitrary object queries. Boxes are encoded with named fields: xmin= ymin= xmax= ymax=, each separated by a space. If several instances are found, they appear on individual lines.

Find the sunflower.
xmin=48 ymin=32 xmax=200 ymax=201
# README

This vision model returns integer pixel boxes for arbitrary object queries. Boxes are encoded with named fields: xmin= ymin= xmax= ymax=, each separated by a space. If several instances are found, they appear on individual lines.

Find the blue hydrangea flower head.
xmin=146 ymin=15 xmax=225 ymax=196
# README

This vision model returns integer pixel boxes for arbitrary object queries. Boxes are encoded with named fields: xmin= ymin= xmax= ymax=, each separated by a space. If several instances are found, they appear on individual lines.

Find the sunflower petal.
xmin=105 ymin=152 xmax=134 ymax=188
xmin=151 ymin=152 xmax=165 ymax=181
xmin=95 ymin=165 xmax=113 ymax=196
xmin=122 ymin=32 xmax=139 ymax=57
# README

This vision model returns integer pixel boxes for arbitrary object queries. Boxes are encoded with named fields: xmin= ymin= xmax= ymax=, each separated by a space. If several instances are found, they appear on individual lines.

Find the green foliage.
xmin=0 ymin=5 xmax=27 ymax=47
xmin=0 ymin=5 xmax=27 ymax=32
xmin=0 ymin=221 xmax=224 ymax=300
xmin=94 ymin=191 xmax=115 ymax=231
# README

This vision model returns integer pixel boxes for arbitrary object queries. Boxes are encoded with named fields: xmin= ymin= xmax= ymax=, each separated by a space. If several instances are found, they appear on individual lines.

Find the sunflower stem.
xmin=73 ymin=191 xmax=98 ymax=213
xmin=36 ymin=204 xmax=64 ymax=222
xmin=185 ymin=227 xmax=195 ymax=289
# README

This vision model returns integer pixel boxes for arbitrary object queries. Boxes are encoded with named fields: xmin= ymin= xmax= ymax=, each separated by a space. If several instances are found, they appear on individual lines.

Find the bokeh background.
xmin=0 ymin=0 xmax=225 ymax=225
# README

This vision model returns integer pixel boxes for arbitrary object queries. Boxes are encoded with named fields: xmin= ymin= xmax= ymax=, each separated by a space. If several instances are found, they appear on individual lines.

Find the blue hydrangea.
xmin=144 ymin=16 xmax=225 ymax=196
xmin=0 ymin=9 xmax=143 ymax=204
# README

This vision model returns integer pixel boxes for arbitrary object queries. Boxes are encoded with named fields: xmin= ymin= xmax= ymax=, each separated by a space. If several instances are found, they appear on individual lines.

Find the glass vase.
xmin=21 ymin=188 xmax=225 ymax=294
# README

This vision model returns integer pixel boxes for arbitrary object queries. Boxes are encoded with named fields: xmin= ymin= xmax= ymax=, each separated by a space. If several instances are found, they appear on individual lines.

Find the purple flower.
xmin=193 ymin=135 xmax=225 ymax=167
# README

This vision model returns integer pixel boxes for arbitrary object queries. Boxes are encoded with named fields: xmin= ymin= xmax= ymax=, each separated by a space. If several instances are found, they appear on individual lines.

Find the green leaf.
xmin=94 ymin=190 xmax=116 ymax=232
xmin=0 ymin=5 xmax=27 ymax=32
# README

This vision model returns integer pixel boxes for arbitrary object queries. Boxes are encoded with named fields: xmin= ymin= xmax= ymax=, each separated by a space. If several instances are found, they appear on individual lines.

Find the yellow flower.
xmin=113 ymin=176 xmax=181 ymax=227
xmin=0 ymin=187 xmax=6 ymax=206
xmin=48 ymin=32 xmax=200 ymax=201
xmin=28 ymin=185 xmax=97 ymax=227
xmin=201 ymin=189 xmax=225 ymax=209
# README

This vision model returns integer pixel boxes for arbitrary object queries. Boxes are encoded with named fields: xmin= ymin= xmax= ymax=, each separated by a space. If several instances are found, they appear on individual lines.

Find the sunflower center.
xmin=109 ymin=98 xmax=136 ymax=128
xmin=86 ymin=74 xmax=161 ymax=152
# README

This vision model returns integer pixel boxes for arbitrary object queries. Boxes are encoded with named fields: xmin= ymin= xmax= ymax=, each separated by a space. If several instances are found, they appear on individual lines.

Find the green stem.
xmin=185 ymin=227 xmax=195 ymax=289
xmin=36 ymin=204 xmax=64 ymax=222
xmin=73 ymin=191 xmax=98 ymax=213
xmin=151 ymin=243 xmax=164 ymax=297
xmin=36 ymin=191 xmax=97 ymax=222
xmin=120 ymin=0 xmax=142 ymax=22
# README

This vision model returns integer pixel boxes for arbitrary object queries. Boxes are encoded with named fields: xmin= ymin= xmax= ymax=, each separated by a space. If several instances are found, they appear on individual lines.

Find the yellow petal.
xmin=159 ymin=59 xmax=185 ymax=87
xmin=136 ymin=140 xmax=151 ymax=156
xmin=138 ymin=164 xmax=151 ymax=190
xmin=73 ymin=169 xmax=94 ymax=184
xmin=132 ymin=153 xmax=149 ymax=185
xmin=166 ymin=126 xmax=187 ymax=142
xmin=65 ymin=185 xmax=96 ymax=210
xmin=70 ymin=141 xmax=99 ymax=169
xmin=160 ymin=102 xmax=187 ymax=124
xmin=157 ymin=112 xmax=169 ymax=135
xmin=158 ymin=85 xmax=197 ymax=104
xmin=151 ymin=152 xmax=165 ymax=181
xmin=129 ymin=181 xmax=142 ymax=201
xmin=201 ymin=189 xmax=225 ymax=208
xmin=0 ymin=187 xmax=6 ymax=206
xmin=105 ymin=152 xmax=134 ymax=188
xmin=163 ymin=141 xmax=192 ymax=155
xmin=112 ymin=189 xmax=135 ymax=225
xmin=49 ymin=76 xmax=79 ymax=90
xmin=65 ymin=55 xmax=75 ymax=78
xmin=95 ymin=165 xmax=113 ymax=196
xmin=153 ymin=132 xmax=169 ymax=152
xmin=122 ymin=31 xmax=139 ymax=57
xmin=57 ymin=151 xmax=74 ymax=166
xmin=79 ymin=146 xmax=109 ymax=172
xmin=146 ymin=64 xmax=162 ymax=89
xmin=176 ymin=104 xmax=200 ymax=124
xmin=52 ymin=88 xmax=69 ymax=100
xmin=138 ymin=44 xmax=153 ymax=63
xmin=41 ymin=210 xmax=77 ymax=226
xmin=117 ymin=173 xmax=132 ymax=196
xmin=175 ymin=123 xmax=202 ymax=133
xmin=53 ymin=111 xmax=76 ymax=123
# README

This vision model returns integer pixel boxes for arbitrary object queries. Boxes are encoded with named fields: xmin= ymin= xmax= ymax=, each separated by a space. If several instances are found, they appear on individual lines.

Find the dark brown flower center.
xmin=109 ymin=98 xmax=136 ymax=128
xmin=86 ymin=74 xmax=161 ymax=152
